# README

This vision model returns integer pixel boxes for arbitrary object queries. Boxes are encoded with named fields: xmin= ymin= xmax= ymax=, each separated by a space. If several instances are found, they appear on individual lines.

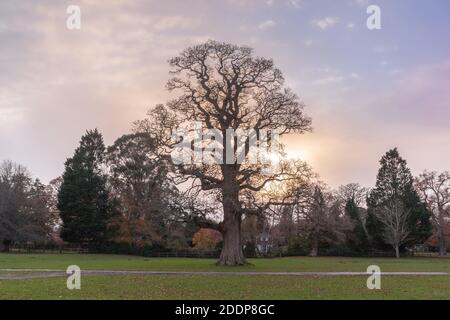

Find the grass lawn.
xmin=0 ymin=254 xmax=449 ymax=299
xmin=1 ymin=253 xmax=450 ymax=272
xmin=0 ymin=275 xmax=449 ymax=300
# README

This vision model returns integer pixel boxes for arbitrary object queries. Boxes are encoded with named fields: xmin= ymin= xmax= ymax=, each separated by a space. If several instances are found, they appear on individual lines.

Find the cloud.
xmin=287 ymin=0 xmax=302 ymax=9
xmin=390 ymin=69 xmax=402 ymax=76
xmin=311 ymin=17 xmax=339 ymax=30
xmin=0 ymin=107 xmax=25 ymax=130
xmin=258 ymin=20 xmax=276 ymax=30
xmin=376 ymin=60 xmax=450 ymax=127
xmin=0 ymin=0 xmax=214 ymax=181
xmin=1 ymin=0 xmax=448 ymax=189
xmin=154 ymin=16 xmax=199 ymax=31
xmin=312 ymin=72 xmax=359 ymax=85
xmin=353 ymin=0 xmax=370 ymax=7
xmin=373 ymin=45 xmax=399 ymax=54
xmin=304 ymin=39 xmax=313 ymax=47
xmin=312 ymin=76 xmax=345 ymax=85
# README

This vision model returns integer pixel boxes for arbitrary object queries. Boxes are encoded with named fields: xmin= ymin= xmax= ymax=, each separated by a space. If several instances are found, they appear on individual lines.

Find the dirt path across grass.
xmin=1 ymin=269 xmax=450 ymax=280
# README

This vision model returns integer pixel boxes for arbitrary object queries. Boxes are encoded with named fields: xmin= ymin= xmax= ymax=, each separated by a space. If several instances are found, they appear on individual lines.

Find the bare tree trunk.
xmin=438 ymin=236 xmax=446 ymax=256
xmin=438 ymin=214 xmax=447 ymax=256
xmin=2 ymin=239 xmax=12 ymax=253
xmin=218 ymin=210 xmax=245 ymax=265
xmin=438 ymin=228 xmax=447 ymax=257
xmin=309 ymin=233 xmax=318 ymax=257
xmin=217 ymin=172 xmax=246 ymax=266
xmin=395 ymin=245 xmax=400 ymax=258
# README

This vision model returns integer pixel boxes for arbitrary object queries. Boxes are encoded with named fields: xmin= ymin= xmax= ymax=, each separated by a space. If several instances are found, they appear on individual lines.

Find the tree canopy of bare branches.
xmin=415 ymin=171 xmax=450 ymax=256
xmin=0 ymin=160 xmax=56 ymax=250
xmin=375 ymin=197 xmax=411 ymax=258
xmin=135 ymin=40 xmax=312 ymax=265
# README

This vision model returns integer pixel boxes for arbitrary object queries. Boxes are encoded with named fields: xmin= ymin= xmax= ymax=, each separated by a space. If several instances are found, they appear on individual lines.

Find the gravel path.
xmin=1 ymin=269 xmax=450 ymax=280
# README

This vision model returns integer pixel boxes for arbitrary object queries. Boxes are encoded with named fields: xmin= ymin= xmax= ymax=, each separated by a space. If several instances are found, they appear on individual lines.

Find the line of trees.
xmin=2 ymin=141 xmax=445 ymax=259
xmin=0 ymin=161 xmax=59 ymax=251
xmin=1 ymin=41 xmax=448 ymax=263
xmin=56 ymin=129 xmax=212 ymax=250
xmin=254 ymin=149 xmax=438 ymax=259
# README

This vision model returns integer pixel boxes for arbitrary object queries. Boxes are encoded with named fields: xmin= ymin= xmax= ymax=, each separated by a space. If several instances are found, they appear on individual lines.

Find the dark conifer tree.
xmin=58 ymin=129 xmax=117 ymax=245
xmin=367 ymin=148 xmax=432 ymax=251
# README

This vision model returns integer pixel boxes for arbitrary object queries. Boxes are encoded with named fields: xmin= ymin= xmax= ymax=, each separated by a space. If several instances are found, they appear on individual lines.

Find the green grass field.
xmin=0 ymin=254 xmax=449 ymax=299
xmin=1 ymin=253 xmax=450 ymax=272
xmin=1 ymin=275 xmax=449 ymax=300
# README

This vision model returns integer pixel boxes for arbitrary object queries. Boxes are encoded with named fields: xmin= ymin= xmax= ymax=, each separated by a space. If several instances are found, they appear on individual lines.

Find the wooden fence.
xmin=5 ymin=243 xmax=423 ymax=258
xmin=9 ymin=244 xmax=89 ymax=254
xmin=6 ymin=243 xmax=220 ymax=258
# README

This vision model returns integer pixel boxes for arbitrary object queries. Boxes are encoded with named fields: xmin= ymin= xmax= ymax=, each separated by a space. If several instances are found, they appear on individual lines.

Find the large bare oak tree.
xmin=137 ymin=41 xmax=311 ymax=265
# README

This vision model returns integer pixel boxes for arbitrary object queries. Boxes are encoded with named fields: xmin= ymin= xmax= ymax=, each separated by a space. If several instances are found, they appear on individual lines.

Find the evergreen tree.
xmin=57 ymin=129 xmax=116 ymax=245
xmin=367 ymin=148 xmax=432 ymax=252
xmin=345 ymin=198 xmax=369 ymax=252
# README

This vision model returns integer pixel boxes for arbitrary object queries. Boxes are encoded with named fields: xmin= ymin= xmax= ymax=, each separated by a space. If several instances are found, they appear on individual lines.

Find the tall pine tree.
xmin=367 ymin=148 xmax=432 ymax=253
xmin=58 ymin=129 xmax=116 ymax=245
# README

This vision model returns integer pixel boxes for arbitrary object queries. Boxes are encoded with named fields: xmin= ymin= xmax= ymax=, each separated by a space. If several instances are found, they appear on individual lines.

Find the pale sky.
xmin=1 ymin=0 xmax=449 ymax=188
